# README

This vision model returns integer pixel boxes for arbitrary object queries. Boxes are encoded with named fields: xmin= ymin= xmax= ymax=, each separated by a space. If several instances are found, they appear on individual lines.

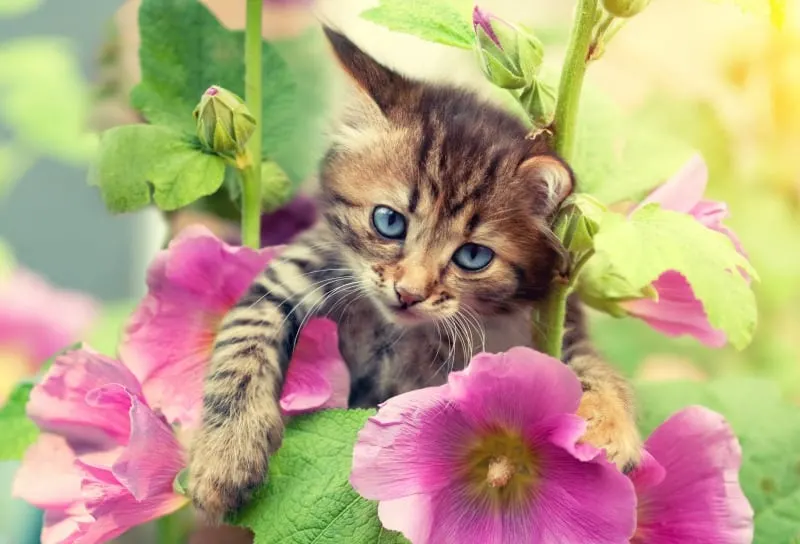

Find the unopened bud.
xmin=473 ymin=6 xmax=544 ymax=89
xmin=602 ymin=0 xmax=651 ymax=18
xmin=193 ymin=86 xmax=257 ymax=157
xmin=519 ymin=80 xmax=556 ymax=129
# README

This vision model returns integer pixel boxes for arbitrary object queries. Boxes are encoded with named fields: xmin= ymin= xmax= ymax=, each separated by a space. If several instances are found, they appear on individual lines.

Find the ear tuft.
xmin=322 ymin=26 xmax=411 ymax=113
xmin=518 ymin=155 xmax=574 ymax=215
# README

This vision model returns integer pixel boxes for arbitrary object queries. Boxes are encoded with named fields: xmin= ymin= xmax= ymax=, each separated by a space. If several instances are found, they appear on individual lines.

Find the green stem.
xmin=535 ymin=0 xmax=599 ymax=359
xmin=537 ymin=281 xmax=571 ymax=360
xmin=553 ymin=0 xmax=599 ymax=161
xmin=587 ymin=12 xmax=615 ymax=61
xmin=155 ymin=507 xmax=188 ymax=544
xmin=242 ymin=0 xmax=263 ymax=249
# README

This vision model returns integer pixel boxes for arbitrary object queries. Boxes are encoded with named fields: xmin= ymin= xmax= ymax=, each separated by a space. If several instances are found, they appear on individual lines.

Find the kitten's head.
xmin=320 ymin=28 xmax=573 ymax=326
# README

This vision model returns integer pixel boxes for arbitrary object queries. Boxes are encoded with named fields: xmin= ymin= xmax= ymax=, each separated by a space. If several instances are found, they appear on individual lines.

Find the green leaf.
xmin=0 ymin=383 xmax=37 ymax=461
xmin=591 ymin=205 xmax=757 ymax=349
xmin=232 ymin=409 xmax=409 ymax=544
xmin=0 ymin=0 xmax=43 ymax=17
xmin=89 ymin=124 xmax=226 ymax=213
xmin=636 ymin=378 xmax=800 ymax=543
xmin=0 ymin=39 xmax=97 ymax=162
xmin=571 ymin=87 xmax=695 ymax=204
xmin=132 ymin=0 xmax=329 ymax=186
xmin=361 ymin=0 xmax=475 ymax=49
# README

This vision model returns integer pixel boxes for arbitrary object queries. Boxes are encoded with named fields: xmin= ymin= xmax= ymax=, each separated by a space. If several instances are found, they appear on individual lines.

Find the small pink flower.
xmin=350 ymin=347 xmax=636 ymax=544
xmin=472 ymin=6 xmax=502 ymax=48
xmin=0 ymin=268 xmax=98 ymax=401
xmin=629 ymin=406 xmax=753 ymax=543
xmin=119 ymin=226 xmax=349 ymax=426
xmin=14 ymin=348 xmax=188 ymax=544
xmin=621 ymin=155 xmax=749 ymax=347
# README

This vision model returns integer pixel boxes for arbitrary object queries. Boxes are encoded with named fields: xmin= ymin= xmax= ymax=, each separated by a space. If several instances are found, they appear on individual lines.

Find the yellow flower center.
xmin=0 ymin=346 xmax=33 ymax=403
xmin=461 ymin=428 xmax=541 ymax=509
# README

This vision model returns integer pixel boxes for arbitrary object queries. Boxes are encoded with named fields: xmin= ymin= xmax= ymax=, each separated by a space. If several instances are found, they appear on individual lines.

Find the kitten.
xmin=188 ymin=27 xmax=641 ymax=523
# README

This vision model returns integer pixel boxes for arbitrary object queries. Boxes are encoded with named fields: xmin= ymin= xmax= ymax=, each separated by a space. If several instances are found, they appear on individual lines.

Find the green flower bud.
xmin=192 ymin=86 xmax=257 ymax=157
xmin=519 ymin=80 xmax=557 ymax=128
xmin=602 ymin=0 xmax=651 ymax=18
xmin=473 ymin=6 xmax=544 ymax=89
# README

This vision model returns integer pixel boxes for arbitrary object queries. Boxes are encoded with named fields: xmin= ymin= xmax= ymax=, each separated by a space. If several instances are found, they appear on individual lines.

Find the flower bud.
xmin=473 ymin=6 xmax=544 ymax=89
xmin=519 ymin=80 xmax=556 ymax=128
xmin=193 ymin=86 xmax=257 ymax=157
xmin=602 ymin=0 xmax=651 ymax=18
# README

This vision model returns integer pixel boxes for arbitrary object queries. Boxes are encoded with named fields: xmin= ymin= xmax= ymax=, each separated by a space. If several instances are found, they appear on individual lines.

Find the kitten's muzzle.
xmin=394 ymin=284 xmax=424 ymax=308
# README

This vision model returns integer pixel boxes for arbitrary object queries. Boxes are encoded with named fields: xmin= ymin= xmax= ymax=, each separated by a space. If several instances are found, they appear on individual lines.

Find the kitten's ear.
xmin=518 ymin=154 xmax=574 ymax=216
xmin=322 ymin=26 xmax=413 ymax=113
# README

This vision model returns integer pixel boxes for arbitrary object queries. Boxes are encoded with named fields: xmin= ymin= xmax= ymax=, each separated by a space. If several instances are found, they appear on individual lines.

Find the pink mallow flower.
xmin=621 ymin=155 xmax=749 ymax=347
xmin=630 ymin=406 xmax=753 ymax=543
xmin=118 ymin=225 xmax=350 ymax=426
xmin=14 ymin=348 xmax=187 ymax=544
xmin=350 ymin=347 xmax=636 ymax=544
xmin=0 ymin=268 xmax=98 ymax=402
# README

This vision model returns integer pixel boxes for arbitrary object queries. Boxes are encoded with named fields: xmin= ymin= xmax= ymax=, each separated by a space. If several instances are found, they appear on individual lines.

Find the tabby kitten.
xmin=188 ymin=28 xmax=641 ymax=522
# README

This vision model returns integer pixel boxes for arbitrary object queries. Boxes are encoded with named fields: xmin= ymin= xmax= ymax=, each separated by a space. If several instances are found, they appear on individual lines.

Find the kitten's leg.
xmin=562 ymin=295 xmax=641 ymax=471
xmin=188 ymin=236 xmax=335 ymax=523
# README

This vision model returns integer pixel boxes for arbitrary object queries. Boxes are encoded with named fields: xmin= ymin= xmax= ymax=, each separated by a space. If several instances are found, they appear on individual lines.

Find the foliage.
xmin=0 ymin=382 xmax=37 ymax=461
xmin=233 ymin=410 xmax=409 ymax=543
xmin=362 ymin=0 xmax=475 ymax=49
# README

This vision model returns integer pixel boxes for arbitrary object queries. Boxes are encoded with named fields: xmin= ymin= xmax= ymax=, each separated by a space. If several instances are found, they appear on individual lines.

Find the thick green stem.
xmin=535 ymin=0 xmax=599 ymax=359
xmin=155 ymin=506 xmax=189 ymax=544
xmin=537 ymin=281 xmax=570 ymax=360
xmin=553 ymin=0 xmax=599 ymax=161
xmin=242 ymin=0 xmax=263 ymax=249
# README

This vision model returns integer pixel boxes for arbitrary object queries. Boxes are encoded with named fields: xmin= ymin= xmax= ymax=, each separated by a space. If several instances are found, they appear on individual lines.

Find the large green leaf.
xmin=361 ymin=0 xmax=475 ymax=49
xmin=132 ymin=0 xmax=326 ymax=186
xmin=590 ymin=205 xmax=757 ymax=349
xmin=0 ymin=383 xmax=37 ymax=461
xmin=233 ymin=409 xmax=409 ymax=544
xmin=0 ymin=39 xmax=97 ymax=163
xmin=89 ymin=124 xmax=226 ymax=213
xmin=637 ymin=378 xmax=800 ymax=543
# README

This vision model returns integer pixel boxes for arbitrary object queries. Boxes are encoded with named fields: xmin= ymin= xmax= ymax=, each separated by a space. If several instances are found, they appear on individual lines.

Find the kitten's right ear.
xmin=322 ymin=26 xmax=413 ymax=113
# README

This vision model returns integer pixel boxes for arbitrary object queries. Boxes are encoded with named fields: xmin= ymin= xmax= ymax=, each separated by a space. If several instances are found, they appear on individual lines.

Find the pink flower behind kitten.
xmin=0 ymin=268 xmax=98 ymax=402
xmin=119 ymin=226 xmax=349 ymax=426
xmin=621 ymin=155 xmax=750 ymax=347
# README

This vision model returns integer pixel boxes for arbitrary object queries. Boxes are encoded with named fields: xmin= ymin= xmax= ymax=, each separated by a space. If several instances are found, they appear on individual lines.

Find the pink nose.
xmin=394 ymin=284 xmax=425 ymax=306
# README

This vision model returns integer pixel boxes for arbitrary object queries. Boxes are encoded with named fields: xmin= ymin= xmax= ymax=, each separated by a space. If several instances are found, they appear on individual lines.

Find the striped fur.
xmin=188 ymin=28 xmax=640 ymax=523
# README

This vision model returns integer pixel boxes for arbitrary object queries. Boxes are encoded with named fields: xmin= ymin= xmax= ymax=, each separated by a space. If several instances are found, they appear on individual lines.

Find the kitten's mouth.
xmin=385 ymin=303 xmax=429 ymax=325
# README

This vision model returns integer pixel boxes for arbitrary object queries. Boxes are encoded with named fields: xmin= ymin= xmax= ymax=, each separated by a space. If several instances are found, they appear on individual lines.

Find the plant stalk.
xmin=535 ymin=0 xmax=599 ymax=359
xmin=242 ymin=0 xmax=263 ymax=249
xmin=553 ymin=0 xmax=599 ymax=162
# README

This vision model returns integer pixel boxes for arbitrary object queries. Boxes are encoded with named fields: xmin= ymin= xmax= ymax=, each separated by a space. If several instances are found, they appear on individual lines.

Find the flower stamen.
xmin=487 ymin=456 xmax=515 ymax=488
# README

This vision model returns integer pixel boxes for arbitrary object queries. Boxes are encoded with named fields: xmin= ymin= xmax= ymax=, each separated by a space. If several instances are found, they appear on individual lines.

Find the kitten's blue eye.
xmin=452 ymin=243 xmax=494 ymax=271
xmin=372 ymin=206 xmax=407 ymax=240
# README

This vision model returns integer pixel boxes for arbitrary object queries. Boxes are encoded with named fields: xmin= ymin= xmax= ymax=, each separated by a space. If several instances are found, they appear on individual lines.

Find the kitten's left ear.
xmin=322 ymin=26 xmax=415 ymax=114
xmin=518 ymin=154 xmax=574 ymax=216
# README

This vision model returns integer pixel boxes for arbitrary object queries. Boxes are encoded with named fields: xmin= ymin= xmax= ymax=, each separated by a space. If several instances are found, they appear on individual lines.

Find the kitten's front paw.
xmin=189 ymin=422 xmax=283 ymax=524
xmin=577 ymin=387 xmax=641 ymax=472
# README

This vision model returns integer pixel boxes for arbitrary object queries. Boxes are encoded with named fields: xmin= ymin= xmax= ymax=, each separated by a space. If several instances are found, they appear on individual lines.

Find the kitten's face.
xmin=320 ymin=29 xmax=573 ymax=326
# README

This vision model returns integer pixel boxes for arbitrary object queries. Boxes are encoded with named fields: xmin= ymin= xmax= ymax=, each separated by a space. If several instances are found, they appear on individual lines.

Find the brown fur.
xmin=188 ymin=27 xmax=640 ymax=524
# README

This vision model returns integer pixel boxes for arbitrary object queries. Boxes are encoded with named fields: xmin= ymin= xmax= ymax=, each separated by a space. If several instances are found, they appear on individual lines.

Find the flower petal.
xmin=119 ymin=226 xmax=279 ymax=427
xmin=448 ymin=348 xmax=583 ymax=432
xmin=351 ymin=384 xmax=472 ymax=500
xmin=621 ymin=271 xmax=727 ymax=348
xmin=0 ymin=267 xmax=98 ymax=367
xmin=12 ymin=434 xmax=83 ymax=510
xmin=631 ymin=406 xmax=753 ymax=544
xmin=280 ymin=318 xmax=350 ymax=415
xmin=41 ymin=508 xmax=94 ymax=544
xmin=635 ymin=154 xmax=708 ymax=214
xmin=110 ymin=389 xmax=186 ymax=501
xmin=378 ymin=495 xmax=433 ymax=544
xmin=77 ymin=461 xmax=187 ymax=544
xmin=27 ymin=347 xmax=143 ymax=448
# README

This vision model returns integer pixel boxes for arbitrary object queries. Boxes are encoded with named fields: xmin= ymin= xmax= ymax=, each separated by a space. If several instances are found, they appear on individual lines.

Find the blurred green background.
xmin=1 ymin=0 xmax=798 ymax=542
